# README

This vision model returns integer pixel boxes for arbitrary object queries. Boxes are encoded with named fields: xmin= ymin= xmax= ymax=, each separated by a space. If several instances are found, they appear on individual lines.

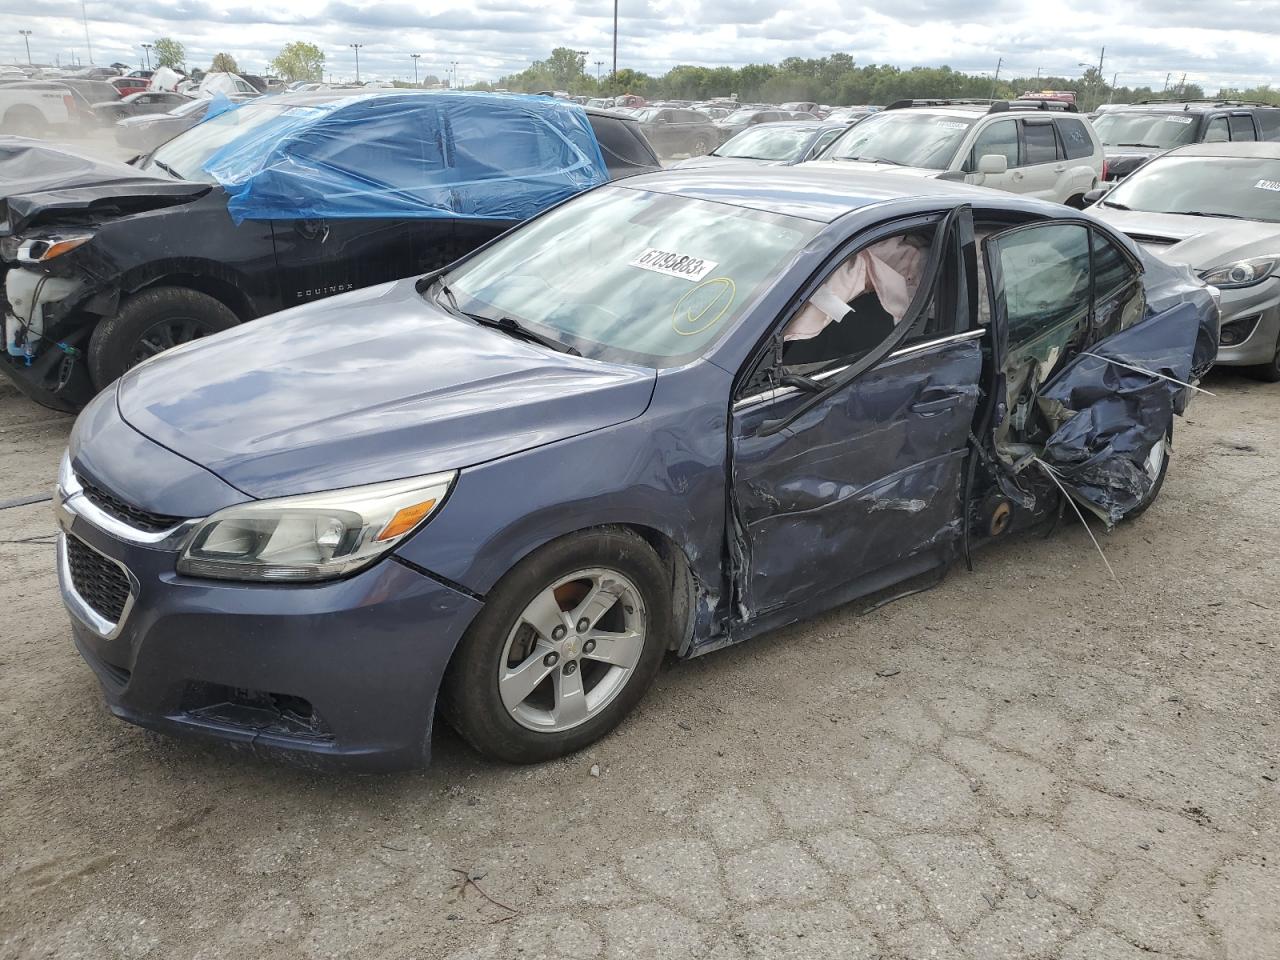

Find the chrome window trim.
xmin=56 ymin=532 xmax=138 ymax=641
xmin=733 ymin=327 xmax=986 ymax=411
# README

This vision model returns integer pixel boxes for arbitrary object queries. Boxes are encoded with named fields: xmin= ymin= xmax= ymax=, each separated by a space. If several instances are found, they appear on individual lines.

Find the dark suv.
xmin=1094 ymin=99 xmax=1280 ymax=181
xmin=0 ymin=93 xmax=660 ymax=411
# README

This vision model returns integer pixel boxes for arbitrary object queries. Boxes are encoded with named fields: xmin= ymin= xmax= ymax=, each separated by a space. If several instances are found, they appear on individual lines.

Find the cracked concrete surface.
xmin=0 ymin=370 xmax=1277 ymax=960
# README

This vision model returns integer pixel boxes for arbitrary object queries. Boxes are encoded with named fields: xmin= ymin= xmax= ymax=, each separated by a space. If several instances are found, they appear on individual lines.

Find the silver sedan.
xmin=1089 ymin=141 xmax=1280 ymax=379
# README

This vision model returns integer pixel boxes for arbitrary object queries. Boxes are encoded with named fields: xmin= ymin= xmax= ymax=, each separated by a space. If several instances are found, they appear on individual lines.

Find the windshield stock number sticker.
xmin=630 ymin=248 xmax=719 ymax=282
xmin=936 ymin=120 xmax=969 ymax=130
xmin=1255 ymin=179 xmax=1280 ymax=192
xmin=1163 ymin=116 xmax=1194 ymax=124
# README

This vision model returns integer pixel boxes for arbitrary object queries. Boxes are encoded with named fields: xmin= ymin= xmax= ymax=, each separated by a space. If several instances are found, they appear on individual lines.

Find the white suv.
xmin=806 ymin=98 xmax=1104 ymax=207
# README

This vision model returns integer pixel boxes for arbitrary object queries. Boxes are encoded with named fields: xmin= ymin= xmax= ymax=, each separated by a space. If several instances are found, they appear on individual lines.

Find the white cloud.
xmin=2 ymin=0 xmax=1277 ymax=90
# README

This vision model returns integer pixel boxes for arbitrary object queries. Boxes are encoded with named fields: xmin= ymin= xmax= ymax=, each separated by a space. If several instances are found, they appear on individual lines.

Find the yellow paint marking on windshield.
xmin=672 ymin=277 xmax=736 ymax=336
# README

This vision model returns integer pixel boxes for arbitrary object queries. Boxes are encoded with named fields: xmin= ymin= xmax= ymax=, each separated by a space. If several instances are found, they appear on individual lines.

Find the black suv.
xmin=1094 ymin=99 xmax=1280 ymax=181
xmin=0 ymin=94 xmax=660 ymax=411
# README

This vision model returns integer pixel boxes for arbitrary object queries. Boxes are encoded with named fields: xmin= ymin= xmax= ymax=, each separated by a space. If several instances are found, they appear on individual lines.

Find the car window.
xmin=1259 ymin=111 xmax=1280 ymax=140
xmin=808 ymin=127 xmax=845 ymax=157
xmin=1228 ymin=114 xmax=1256 ymax=141
xmin=1092 ymin=231 xmax=1136 ymax=298
xmin=1092 ymin=230 xmax=1143 ymax=339
xmin=1055 ymin=117 xmax=1095 ymax=160
xmin=443 ymin=186 xmax=822 ymax=366
xmin=780 ymin=227 xmax=949 ymax=369
xmin=968 ymin=118 xmax=1019 ymax=171
xmin=716 ymin=125 xmax=816 ymax=161
xmin=1022 ymin=121 xmax=1060 ymax=164
xmin=1203 ymin=117 xmax=1230 ymax=142
xmin=991 ymin=223 xmax=1091 ymax=346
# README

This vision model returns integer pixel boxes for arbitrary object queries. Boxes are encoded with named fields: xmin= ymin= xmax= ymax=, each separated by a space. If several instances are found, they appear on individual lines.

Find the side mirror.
xmin=977 ymin=154 xmax=1008 ymax=175
xmin=1082 ymin=186 xmax=1111 ymax=206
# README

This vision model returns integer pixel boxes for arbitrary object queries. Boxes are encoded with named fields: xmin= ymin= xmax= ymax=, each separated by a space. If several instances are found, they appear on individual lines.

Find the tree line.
xmin=497 ymin=49 xmax=1280 ymax=110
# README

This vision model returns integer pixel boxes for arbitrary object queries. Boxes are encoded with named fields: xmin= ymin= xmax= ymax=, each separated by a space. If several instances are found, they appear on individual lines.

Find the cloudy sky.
xmin=3 ymin=0 xmax=1278 ymax=91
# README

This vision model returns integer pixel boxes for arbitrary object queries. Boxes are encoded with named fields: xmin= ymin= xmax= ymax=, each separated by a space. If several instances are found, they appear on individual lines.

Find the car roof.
xmin=616 ymin=165 xmax=1017 ymax=223
xmin=1110 ymin=100 xmax=1280 ymax=113
xmin=1163 ymin=141 xmax=1280 ymax=160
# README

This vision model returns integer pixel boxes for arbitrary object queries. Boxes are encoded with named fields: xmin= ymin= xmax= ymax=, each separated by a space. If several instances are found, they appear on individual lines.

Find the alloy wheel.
xmin=498 ymin=568 xmax=647 ymax=732
xmin=129 ymin=317 xmax=217 ymax=367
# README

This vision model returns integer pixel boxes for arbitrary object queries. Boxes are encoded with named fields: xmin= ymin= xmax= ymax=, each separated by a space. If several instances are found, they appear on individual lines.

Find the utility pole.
xmin=1109 ymin=71 xmax=1118 ymax=103
xmin=988 ymin=56 xmax=1002 ymax=101
xmin=450 ymin=59 xmax=459 ymax=88
xmin=612 ymin=0 xmax=618 ymax=79
xmin=410 ymin=52 xmax=420 ymax=85
xmin=595 ymin=59 xmax=604 ymax=85
xmin=350 ymin=42 xmax=362 ymax=83
xmin=141 ymin=42 xmax=152 ymax=70
xmin=80 ymin=0 xmax=93 ymax=63
xmin=1162 ymin=72 xmax=1171 ymax=93
xmin=1035 ymin=66 xmax=1041 ymax=81
xmin=18 ymin=29 xmax=32 ymax=65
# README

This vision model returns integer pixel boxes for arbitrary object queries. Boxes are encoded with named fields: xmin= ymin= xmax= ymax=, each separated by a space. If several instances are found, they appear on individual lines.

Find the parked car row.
xmin=0 ymin=86 xmax=1244 ymax=773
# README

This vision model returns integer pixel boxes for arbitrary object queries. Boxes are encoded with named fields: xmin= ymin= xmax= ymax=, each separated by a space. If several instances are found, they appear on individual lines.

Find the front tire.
xmin=1121 ymin=435 xmax=1170 ymax=521
xmin=440 ymin=528 xmax=671 ymax=764
xmin=1246 ymin=335 xmax=1280 ymax=382
xmin=87 ymin=286 xmax=240 ymax=390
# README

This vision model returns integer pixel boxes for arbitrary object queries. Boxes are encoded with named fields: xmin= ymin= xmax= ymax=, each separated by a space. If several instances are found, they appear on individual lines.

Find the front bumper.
xmin=1210 ymin=281 xmax=1280 ymax=367
xmin=56 ymin=476 xmax=483 ymax=771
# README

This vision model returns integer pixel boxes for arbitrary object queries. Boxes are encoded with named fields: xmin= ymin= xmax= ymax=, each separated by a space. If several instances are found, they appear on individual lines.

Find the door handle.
xmin=911 ymin=394 xmax=963 ymax=415
xmin=1054 ymin=165 xmax=1067 ymax=173
xmin=1012 ymin=171 xmax=1024 ymax=180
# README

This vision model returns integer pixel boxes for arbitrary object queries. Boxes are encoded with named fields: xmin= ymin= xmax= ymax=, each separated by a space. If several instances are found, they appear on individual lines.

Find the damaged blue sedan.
xmin=57 ymin=167 xmax=1218 ymax=769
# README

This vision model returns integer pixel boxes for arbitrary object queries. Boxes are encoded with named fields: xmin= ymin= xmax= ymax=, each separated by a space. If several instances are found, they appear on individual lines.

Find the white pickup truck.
xmin=0 ymin=84 xmax=74 ymax=136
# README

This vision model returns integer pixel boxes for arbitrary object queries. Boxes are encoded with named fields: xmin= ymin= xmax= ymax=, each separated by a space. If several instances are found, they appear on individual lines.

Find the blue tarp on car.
xmin=201 ymin=92 xmax=609 ymax=223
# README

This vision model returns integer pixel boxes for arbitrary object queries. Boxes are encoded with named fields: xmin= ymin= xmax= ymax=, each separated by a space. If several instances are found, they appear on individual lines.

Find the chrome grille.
xmin=76 ymin=473 xmax=183 ymax=533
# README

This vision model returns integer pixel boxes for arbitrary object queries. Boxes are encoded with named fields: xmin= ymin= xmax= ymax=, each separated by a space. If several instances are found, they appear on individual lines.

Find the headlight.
xmin=176 ymin=472 xmax=455 ymax=582
xmin=16 ymin=235 xmax=93 ymax=263
xmin=1199 ymin=256 xmax=1279 ymax=289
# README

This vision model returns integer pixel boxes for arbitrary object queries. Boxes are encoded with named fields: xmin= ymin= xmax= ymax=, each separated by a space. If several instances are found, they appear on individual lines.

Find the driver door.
xmin=729 ymin=206 xmax=983 ymax=622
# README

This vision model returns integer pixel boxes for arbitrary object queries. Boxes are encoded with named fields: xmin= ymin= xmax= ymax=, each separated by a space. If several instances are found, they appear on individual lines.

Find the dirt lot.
xmin=1 ymin=366 xmax=1277 ymax=960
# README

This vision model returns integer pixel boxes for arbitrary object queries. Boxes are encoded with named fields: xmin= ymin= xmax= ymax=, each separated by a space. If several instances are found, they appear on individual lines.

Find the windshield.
xmin=1104 ymin=155 xmax=1280 ymax=222
xmin=142 ymin=101 xmax=290 ymax=181
xmin=441 ymin=185 xmax=821 ymax=365
xmin=633 ymin=108 xmax=661 ymax=122
xmin=823 ymin=111 xmax=974 ymax=169
xmin=715 ymin=125 xmax=814 ymax=161
xmin=723 ymin=110 xmax=757 ymax=123
xmin=1092 ymin=112 xmax=1199 ymax=148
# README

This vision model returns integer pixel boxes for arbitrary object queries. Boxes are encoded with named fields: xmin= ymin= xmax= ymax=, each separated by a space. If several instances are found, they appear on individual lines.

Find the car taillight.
xmin=1101 ymin=159 xmax=1109 ymax=181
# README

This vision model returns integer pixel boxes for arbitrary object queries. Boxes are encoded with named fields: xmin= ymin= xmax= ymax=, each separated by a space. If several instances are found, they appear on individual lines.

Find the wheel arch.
xmin=123 ymin=269 xmax=258 ymax=322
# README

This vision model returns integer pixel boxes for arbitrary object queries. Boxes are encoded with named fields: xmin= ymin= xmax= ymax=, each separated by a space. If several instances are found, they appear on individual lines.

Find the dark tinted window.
xmin=1229 ymin=114 xmax=1257 ymax=141
xmin=1259 ymin=110 xmax=1280 ymax=140
xmin=969 ymin=118 xmax=1019 ymax=170
xmin=1092 ymin=231 xmax=1136 ymax=297
xmin=1022 ymin=121 xmax=1060 ymax=164
xmin=588 ymin=115 xmax=661 ymax=177
xmin=1056 ymin=117 xmax=1094 ymax=159
xmin=1204 ymin=117 xmax=1230 ymax=142
xmin=993 ymin=223 xmax=1091 ymax=345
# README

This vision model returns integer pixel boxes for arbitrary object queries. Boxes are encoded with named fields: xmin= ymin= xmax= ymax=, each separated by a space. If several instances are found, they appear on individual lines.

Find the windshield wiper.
xmin=1165 ymin=210 xmax=1246 ymax=220
xmin=150 ymin=158 xmax=183 ymax=179
xmin=1115 ymin=143 xmax=1162 ymax=149
xmin=845 ymin=155 xmax=906 ymax=165
xmin=468 ymin=314 xmax=581 ymax=356
xmin=431 ymin=280 xmax=579 ymax=356
xmin=1101 ymin=199 xmax=1132 ymax=210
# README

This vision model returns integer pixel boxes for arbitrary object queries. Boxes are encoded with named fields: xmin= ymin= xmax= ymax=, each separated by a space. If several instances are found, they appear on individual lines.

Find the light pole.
xmin=350 ymin=42 xmax=363 ymax=83
xmin=141 ymin=42 xmax=152 ymax=70
xmin=450 ymin=59 xmax=459 ymax=88
xmin=410 ymin=53 xmax=420 ymax=85
xmin=18 ymin=29 xmax=31 ymax=65
xmin=80 ymin=0 xmax=93 ymax=64
xmin=612 ymin=0 xmax=618 ymax=79
xmin=988 ymin=56 xmax=1002 ymax=101
xmin=595 ymin=59 xmax=604 ymax=85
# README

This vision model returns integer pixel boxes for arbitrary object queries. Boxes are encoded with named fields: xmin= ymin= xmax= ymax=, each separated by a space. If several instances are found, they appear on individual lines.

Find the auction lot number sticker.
xmin=631 ymin=248 xmax=719 ymax=282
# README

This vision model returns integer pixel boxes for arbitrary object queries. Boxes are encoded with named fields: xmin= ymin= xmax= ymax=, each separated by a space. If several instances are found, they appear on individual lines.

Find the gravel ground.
xmin=1 ymin=360 xmax=1278 ymax=959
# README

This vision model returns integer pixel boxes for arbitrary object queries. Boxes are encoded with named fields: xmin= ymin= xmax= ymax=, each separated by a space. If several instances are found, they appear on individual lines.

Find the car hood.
xmin=116 ymin=278 xmax=658 ymax=500
xmin=1092 ymin=207 xmax=1280 ymax=267
xmin=800 ymin=159 xmax=942 ymax=179
xmin=0 ymin=139 xmax=207 ymax=234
